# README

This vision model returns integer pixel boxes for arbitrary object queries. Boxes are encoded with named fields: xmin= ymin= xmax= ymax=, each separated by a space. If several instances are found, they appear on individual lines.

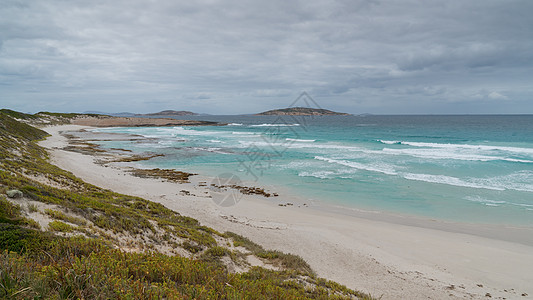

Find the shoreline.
xmin=39 ymin=124 xmax=533 ymax=299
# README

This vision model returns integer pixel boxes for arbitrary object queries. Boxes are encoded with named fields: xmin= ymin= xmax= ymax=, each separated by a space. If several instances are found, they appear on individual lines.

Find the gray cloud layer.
xmin=1 ymin=0 xmax=532 ymax=114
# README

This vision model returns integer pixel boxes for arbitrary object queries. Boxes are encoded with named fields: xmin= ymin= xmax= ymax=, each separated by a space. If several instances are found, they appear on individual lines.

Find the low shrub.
xmin=48 ymin=220 xmax=76 ymax=233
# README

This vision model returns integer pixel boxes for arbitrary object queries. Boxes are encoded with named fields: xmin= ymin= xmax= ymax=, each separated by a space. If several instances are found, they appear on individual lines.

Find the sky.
xmin=1 ymin=0 xmax=532 ymax=115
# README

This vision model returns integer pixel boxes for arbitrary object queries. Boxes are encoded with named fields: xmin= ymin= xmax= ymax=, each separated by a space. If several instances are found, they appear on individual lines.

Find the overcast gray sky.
xmin=1 ymin=0 xmax=532 ymax=114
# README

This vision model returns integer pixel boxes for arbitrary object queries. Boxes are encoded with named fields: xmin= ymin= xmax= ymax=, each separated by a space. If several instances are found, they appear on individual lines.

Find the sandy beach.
xmin=40 ymin=124 xmax=533 ymax=300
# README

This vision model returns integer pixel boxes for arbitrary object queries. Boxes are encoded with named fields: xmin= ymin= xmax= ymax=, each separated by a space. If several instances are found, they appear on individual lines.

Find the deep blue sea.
xmin=93 ymin=115 xmax=533 ymax=226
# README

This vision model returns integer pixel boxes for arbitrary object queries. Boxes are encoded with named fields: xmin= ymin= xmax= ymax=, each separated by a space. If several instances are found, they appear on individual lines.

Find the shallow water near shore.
xmin=91 ymin=115 xmax=533 ymax=227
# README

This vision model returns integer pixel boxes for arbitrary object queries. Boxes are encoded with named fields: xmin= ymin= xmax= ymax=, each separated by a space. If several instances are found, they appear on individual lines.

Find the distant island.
xmin=140 ymin=110 xmax=198 ymax=116
xmin=256 ymin=107 xmax=350 ymax=116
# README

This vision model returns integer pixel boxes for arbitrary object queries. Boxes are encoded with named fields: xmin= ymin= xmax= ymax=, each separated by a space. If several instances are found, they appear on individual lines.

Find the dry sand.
xmin=40 ymin=125 xmax=533 ymax=299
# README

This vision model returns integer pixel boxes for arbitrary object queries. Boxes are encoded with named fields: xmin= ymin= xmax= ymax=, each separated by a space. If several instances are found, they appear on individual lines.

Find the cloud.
xmin=487 ymin=91 xmax=509 ymax=100
xmin=471 ymin=90 xmax=510 ymax=102
xmin=0 ymin=0 xmax=532 ymax=114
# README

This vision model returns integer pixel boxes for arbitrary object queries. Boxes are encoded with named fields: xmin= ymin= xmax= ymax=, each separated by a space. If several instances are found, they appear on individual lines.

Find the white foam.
xmin=237 ymin=140 xmax=362 ymax=152
xmin=286 ymin=138 xmax=316 ymax=142
xmin=378 ymin=140 xmax=401 ymax=145
xmin=249 ymin=123 xmax=300 ymax=127
xmin=227 ymin=123 xmax=243 ymax=126
xmin=157 ymin=140 xmax=173 ymax=146
xmin=465 ymin=196 xmax=533 ymax=210
xmin=232 ymin=132 xmax=257 ymax=135
xmin=151 ymin=126 xmax=222 ymax=137
xmin=481 ymin=171 xmax=533 ymax=192
xmin=382 ymin=148 xmax=533 ymax=163
xmin=207 ymin=139 xmax=224 ymax=143
xmin=510 ymin=202 xmax=533 ymax=208
xmin=464 ymin=196 xmax=506 ymax=207
xmin=298 ymin=171 xmax=335 ymax=179
xmin=283 ymin=161 xmax=315 ymax=168
xmin=192 ymin=147 xmax=229 ymax=154
xmin=402 ymin=173 xmax=506 ymax=191
xmin=400 ymin=171 xmax=533 ymax=192
xmin=380 ymin=140 xmax=533 ymax=156
xmin=314 ymin=156 xmax=397 ymax=175
xmin=135 ymin=143 xmax=167 ymax=149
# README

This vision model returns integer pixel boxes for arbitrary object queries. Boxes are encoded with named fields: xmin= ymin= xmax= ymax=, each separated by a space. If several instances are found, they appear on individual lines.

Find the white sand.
xmin=40 ymin=125 xmax=533 ymax=299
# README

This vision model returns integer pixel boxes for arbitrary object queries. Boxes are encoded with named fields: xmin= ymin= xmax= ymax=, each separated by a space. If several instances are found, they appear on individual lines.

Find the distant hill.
xmin=140 ymin=110 xmax=198 ymax=116
xmin=256 ymin=107 xmax=350 ymax=116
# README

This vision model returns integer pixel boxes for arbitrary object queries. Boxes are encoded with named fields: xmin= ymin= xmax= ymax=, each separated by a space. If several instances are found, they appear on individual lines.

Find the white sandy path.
xmin=39 ymin=125 xmax=533 ymax=300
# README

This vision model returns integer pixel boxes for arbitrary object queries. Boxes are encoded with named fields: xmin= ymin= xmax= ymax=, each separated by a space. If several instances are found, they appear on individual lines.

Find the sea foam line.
xmin=298 ymin=171 xmax=335 ymax=179
xmin=381 ymin=148 xmax=533 ymax=163
xmin=314 ymin=156 xmax=397 ymax=175
xmin=249 ymin=123 xmax=300 ymax=127
xmin=315 ymin=155 xmax=533 ymax=192
xmin=379 ymin=140 xmax=533 ymax=155
xmin=465 ymin=196 xmax=533 ymax=210
xmin=286 ymin=138 xmax=316 ymax=142
xmin=401 ymin=173 xmax=533 ymax=192
xmin=401 ymin=173 xmax=506 ymax=191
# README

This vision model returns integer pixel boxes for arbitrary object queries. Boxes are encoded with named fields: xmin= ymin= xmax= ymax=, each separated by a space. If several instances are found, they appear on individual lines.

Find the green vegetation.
xmin=0 ymin=109 xmax=38 ymax=120
xmin=0 ymin=197 xmax=40 ymax=229
xmin=0 ymin=112 xmax=49 ymax=142
xmin=0 ymin=237 xmax=371 ymax=299
xmin=48 ymin=220 xmax=76 ymax=232
xmin=26 ymin=203 xmax=38 ymax=213
xmin=0 ymin=224 xmax=52 ymax=253
xmin=225 ymin=231 xmax=314 ymax=275
xmin=0 ymin=109 xmax=104 ymax=129
xmin=36 ymin=111 xmax=102 ymax=118
xmin=0 ymin=110 xmax=374 ymax=299
xmin=45 ymin=209 xmax=87 ymax=226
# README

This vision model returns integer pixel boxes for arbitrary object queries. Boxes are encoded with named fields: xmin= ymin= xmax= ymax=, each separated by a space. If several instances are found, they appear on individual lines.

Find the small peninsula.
xmin=256 ymin=107 xmax=350 ymax=116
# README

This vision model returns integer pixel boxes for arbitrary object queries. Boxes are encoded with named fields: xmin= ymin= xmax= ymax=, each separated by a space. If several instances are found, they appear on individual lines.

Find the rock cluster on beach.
xmin=128 ymin=168 xmax=196 ymax=183
xmin=210 ymin=183 xmax=278 ymax=197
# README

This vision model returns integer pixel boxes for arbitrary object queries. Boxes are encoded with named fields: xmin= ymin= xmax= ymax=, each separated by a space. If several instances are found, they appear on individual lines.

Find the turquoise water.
xmin=93 ymin=115 xmax=533 ymax=226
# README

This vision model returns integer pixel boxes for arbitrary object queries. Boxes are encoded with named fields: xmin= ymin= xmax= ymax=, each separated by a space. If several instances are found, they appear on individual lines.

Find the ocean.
xmin=92 ymin=115 xmax=533 ymax=226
